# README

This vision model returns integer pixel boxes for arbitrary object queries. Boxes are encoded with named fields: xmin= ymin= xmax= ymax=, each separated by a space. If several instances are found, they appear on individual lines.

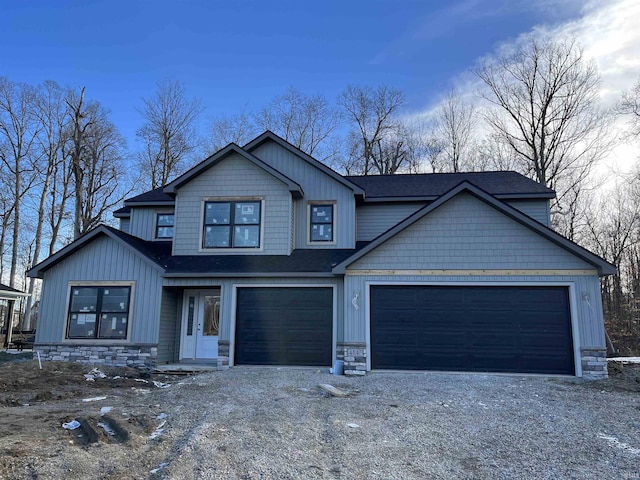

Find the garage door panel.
xmin=235 ymin=287 xmax=332 ymax=367
xmin=371 ymin=285 xmax=574 ymax=375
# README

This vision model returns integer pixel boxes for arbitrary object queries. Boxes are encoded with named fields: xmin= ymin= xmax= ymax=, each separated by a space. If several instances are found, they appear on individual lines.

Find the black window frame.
xmin=155 ymin=212 xmax=175 ymax=240
xmin=66 ymin=286 xmax=131 ymax=340
xmin=309 ymin=203 xmax=334 ymax=243
xmin=202 ymin=200 xmax=262 ymax=249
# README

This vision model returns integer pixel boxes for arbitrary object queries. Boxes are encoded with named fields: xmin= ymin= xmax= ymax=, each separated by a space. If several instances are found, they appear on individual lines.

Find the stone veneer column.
xmin=336 ymin=342 xmax=367 ymax=376
xmin=580 ymin=347 xmax=608 ymax=379
xmin=217 ymin=340 xmax=230 ymax=370
xmin=33 ymin=344 xmax=158 ymax=370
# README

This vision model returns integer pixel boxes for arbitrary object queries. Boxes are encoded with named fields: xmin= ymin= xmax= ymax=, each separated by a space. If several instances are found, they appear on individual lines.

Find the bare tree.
xmin=0 ymin=77 xmax=40 ymax=287
xmin=339 ymin=85 xmax=416 ymax=175
xmin=256 ymin=87 xmax=341 ymax=162
xmin=23 ymin=81 xmax=68 ymax=328
xmin=434 ymin=89 xmax=476 ymax=172
xmin=207 ymin=109 xmax=258 ymax=153
xmin=584 ymin=179 xmax=640 ymax=338
xmin=136 ymin=79 xmax=203 ymax=188
xmin=617 ymin=77 xmax=640 ymax=139
xmin=475 ymin=38 xmax=612 ymax=200
xmin=66 ymin=88 xmax=130 ymax=238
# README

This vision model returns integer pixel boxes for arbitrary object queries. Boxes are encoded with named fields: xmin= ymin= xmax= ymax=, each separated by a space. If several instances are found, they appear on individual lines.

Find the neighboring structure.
xmin=0 ymin=283 xmax=30 ymax=348
xmin=28 ymin=131 xmax=615 ymax=378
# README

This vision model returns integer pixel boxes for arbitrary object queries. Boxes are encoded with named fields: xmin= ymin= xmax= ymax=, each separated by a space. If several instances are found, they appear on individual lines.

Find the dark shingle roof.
xmin=345 ymin=171 xmax=555 ymax=200
xmin=0 ymin=283 xmax=24 ymax=294
xmin=164 ymin=246 xmax=368 ymax=276
xmin=104 ymin=226 xmax=369 ymax=275
xmin=124 ymin=187 xmax=174 ymax=204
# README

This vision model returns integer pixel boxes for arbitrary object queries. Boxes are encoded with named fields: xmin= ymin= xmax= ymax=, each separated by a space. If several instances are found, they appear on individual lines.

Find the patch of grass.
xmin=0 ymin=351 xmax=33 ymax=363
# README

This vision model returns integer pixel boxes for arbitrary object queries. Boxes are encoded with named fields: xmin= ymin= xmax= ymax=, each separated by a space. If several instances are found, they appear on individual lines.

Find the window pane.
xmin=204 ymin=226 xmax=231 ymax=247
xmin=205 ymin=202 xmax=231 ymax=224
xmin=233 ymin=226 xmax=260 ymax=247
xmin=70 ymin=288 xmax=98 ymax=312
xmin=186 ymin=296 xmax=195 ymax=336
xmin=157 ymin=214 xmax=174 ymax=226
xmin=234 ymin=202 xmax=260 ymax=224
xmin=157 ymin=226 xmax=174 ymax=238
xmin=98 ymin=314 xmax=128 ymax=339
xmin=311 ymin=223 xmax=333 ymax=242
xmin=67 ymin=313 xmax=97 ymax=338
xmin=203 ymin=296 xmax=220 ymax=336
xmin=311 ymin=205 xmax=333 ymax=223
xmin=101 ymin=288 xmax=130 ymax=312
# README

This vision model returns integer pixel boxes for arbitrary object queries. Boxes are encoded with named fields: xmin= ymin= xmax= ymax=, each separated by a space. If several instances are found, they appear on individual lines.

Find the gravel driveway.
xmin=150 ymin=368 xmax=639 ymax=480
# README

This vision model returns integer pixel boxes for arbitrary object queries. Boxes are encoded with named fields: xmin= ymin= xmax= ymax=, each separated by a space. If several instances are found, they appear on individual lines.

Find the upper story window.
xmin=309 ymin=203 xmax=334 ymax=243
xmin=67 ymin=286 xmax=131 ymax=340
xmin=155 ymin=213 xmax=175 ymax=239
xmin=203 ymin=200 xmax=262 ymax=249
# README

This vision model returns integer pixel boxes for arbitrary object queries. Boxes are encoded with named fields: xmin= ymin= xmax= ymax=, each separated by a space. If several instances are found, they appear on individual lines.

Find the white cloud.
xmin=415 ymin=0 xmax=640 ymax=172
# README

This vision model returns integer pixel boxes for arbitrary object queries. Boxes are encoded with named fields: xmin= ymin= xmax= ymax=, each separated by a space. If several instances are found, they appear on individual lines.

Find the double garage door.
xmin=371 ymin=285 xmax=575 ymax=375
xmin=235 ymin=287 xmax=333 ymax=366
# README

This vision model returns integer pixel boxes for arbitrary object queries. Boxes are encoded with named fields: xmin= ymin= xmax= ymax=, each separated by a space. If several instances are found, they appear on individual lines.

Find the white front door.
xmin=180 ymin=289 xmax=220 ymax=361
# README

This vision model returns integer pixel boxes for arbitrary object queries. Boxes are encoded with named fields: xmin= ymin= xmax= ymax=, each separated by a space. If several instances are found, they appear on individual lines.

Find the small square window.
xmin=309 ymin=204 xmax=334 ymax=242
xmin=155 ymin=213 xmax=174 ymax=239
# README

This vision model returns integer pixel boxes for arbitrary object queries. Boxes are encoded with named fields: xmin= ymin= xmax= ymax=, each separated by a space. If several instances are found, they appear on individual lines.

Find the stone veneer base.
xmin=33 ymin=343 xmax=157 ymax=370
xmin=217 ymin=340 xmax=230 ymax=370
xmin=580 ymin=347 xmax=608 ymax=379
xmin=337 ymin=342 xmax=367 ymax=376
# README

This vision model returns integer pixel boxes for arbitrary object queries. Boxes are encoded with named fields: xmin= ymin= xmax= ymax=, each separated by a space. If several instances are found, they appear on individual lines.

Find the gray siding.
xmin=119 ymin=218 xmax=130 ymax=234
xmin=129 ymin=207 xmax=175 ymax=241
xmin=172 ymin=152 xmax=293 ymax=255
xmin=158 ymin=287 xmax=180 ymax=363
xmin=350 ymin=193 xmax=594 ymax=271
xmin=505 ymin=199 xmax=550 ymax=226
xmin=342 ymin=273 xmax=605 ymax=356
xmin=250 ymin=141 xmax=356 ymax=249
xmin=36 ymin=236 xmax=163 ymax=344
xmin=356 ymin=203 xmax=426 ymax=241
xmin=162 ymin=277 xmax=345 ymax=344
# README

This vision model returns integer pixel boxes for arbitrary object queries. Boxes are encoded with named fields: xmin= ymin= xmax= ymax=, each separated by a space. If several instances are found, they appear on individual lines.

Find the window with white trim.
xmin=203 ymin=200 xmax=261 ymax=248
xmin=155 ymin=213 xmax=174 ymax=239
xmin=67 ymin=286 xmax=131 ymax=339
xmin=309 ymin=204 xmax=334 ymax=242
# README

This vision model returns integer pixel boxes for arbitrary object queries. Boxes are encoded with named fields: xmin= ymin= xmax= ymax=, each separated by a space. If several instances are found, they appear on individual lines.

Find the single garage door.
xmin=370 ymin=285 xmax=574 ymax=374
xmin=235 ymin=287 xmax=333 ymax=366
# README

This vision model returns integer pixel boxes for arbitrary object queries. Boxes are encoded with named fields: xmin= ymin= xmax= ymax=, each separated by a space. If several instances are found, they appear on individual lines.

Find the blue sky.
xmin=1 ymin=0 xmax=637 ymax=158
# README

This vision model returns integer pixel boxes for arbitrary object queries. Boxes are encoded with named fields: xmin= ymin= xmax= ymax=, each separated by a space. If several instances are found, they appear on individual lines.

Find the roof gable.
xmin=164 ymin=143 xmax=304 ymax=197
xmin=333 ymin=181 xmax=615 ymax=276
xmin=27 ymin=225 xmax=169 ymax=279
xmin=243 ymin=131 xmax=365 ymax=197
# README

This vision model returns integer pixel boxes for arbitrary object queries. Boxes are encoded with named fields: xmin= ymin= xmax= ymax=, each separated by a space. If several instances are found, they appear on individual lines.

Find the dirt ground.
xmin=0 ymin=354 xmax=639 ymax=479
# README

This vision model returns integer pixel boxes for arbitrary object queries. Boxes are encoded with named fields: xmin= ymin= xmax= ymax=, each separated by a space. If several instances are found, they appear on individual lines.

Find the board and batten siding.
xmin=129 ymin=206 xmax=174 ymax=241
xmin=342 ymin=273 xmax=605 ymax=353
xmin=172 ymin=152 xmax=293 ymax=255
xmin=119 ymin=218 xmax=130 ymax=234
xmin=162 ymin=277 xmax=345 ymax=344
xmin=356 ymin=203 xmax=426 ymax=241
xmin=36 ymin=236 xmax=163 ymax=344
xmin=505 ymin=199 xmax=550 ymax=226
xmin=157 ymin=287 xmax=180 ymax=363
xmin=250 ymin=141 xmax=356 ymax=249
xmin=349 ymin=193 xmax=593 ymax=271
